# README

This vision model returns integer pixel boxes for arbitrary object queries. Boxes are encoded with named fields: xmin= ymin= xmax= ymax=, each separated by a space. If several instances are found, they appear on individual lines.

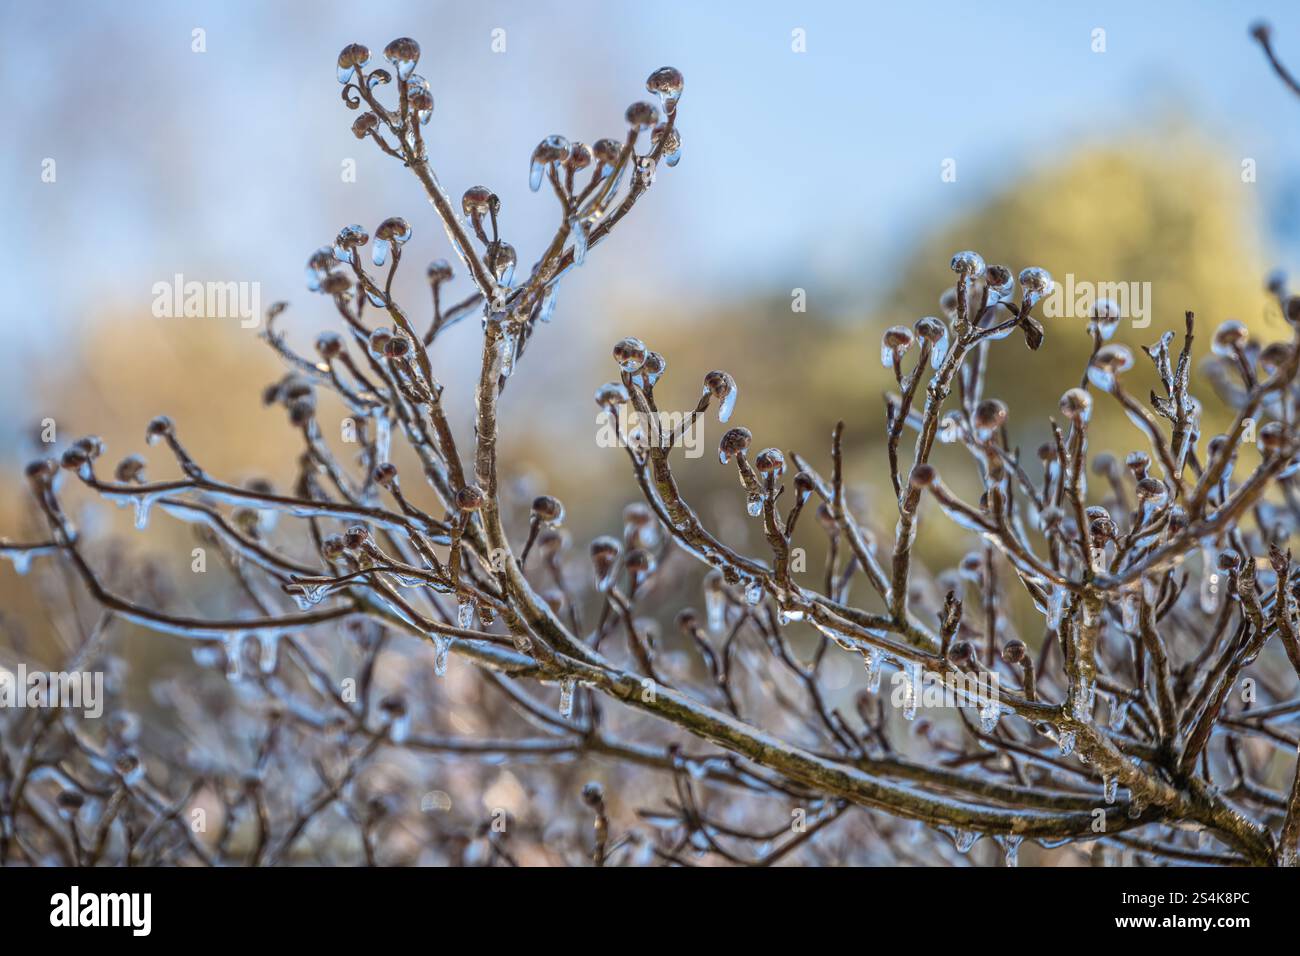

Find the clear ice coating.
xmin=569 ymin=217 xmax=588 ymax=266
xmin=997 ymin=834 xmax=1023 ymax=867
xmin=864 ymin=647 xmax=883 ymax=692
xmin=559 ymin=678 xmax=576 ymax=719
xmin=433 ymin=633 xmax=451 ymax=677
xmin=947 ymin=827 xmax=979 ymax=853
xmin=457 ymin=598 xmax=476 ymax=629
xmin=929 ymin=326 xmax=950 ymax=369
xmin=978 ymin=698 xmax=1000 ymax=733
xmin=901 ymin=660 xmax=921 ymax=720
xmin=1058 ymin=729 xmax=1076 ymax=757
xmin=223 ymin=633 xmax=244 ymax=683
xmin=1200 ymin=544 xmax=1221 ymax=613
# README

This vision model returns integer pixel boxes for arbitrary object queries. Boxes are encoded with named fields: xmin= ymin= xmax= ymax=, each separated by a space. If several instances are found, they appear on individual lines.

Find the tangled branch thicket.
xmin=4 ymin=30 xmax=1300 ymax=868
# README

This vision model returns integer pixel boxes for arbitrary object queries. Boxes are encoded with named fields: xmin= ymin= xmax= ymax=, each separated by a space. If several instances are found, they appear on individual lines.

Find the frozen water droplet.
xmin=1103 ymin=774 xmax=1118 ymax=805
xmin=133 ymin=494 xmax=156 ymax=531
xmin=978 ymin=698 xmax=1000 ymax=733
xmin=997 ymin=834 xmax=1023 ymax=867
xmin=5 ymin=550 xmax=32 ymax=575
xmin=457 ymin=598 xmax=476 ymax=629
xmin=718 ymin=382 xmax=738 ymax=424
xmin=951 ymin=828 xmax=978 ymax=853
xmin=537 ymin=287 xmax=558 ymax=324
xmin=744 ymin=580 xmax=762 ymax=605
xmin=433 ymin=634 xmax=451 ymax=677
xmin=930 ymin=328 xmax=950 ymax=369
xmin=372 ymin=238 xmax=391 ymax=267
xmin=559 ymin=678 xmax=576 ymax=718
xmin=529 ymin=158 xmax=545 ymax=192
xmin=746 ymin=493 xmax=763 ymax=517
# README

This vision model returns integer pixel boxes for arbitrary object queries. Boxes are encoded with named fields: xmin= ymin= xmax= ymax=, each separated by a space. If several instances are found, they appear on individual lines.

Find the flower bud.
xmin=351 ymin=112 xmax=379 ymax=139
xmin=316 ymin=331 xmax=344 ymax=360
xmin=909 ymin=463 xmax=937 ymax=488
xmin=1018 ymin=267 xmax=1054 ymax=297
xmin=337 ymin=43 xmax=371 ymax=83
xmin=145 ymin=415 xmax=174 ymax=445
xmin=594 ymin=381 xmax=630 ymax=409
xmin=612 ymin=336 xmax=648 ymax=373
xmin=880 ymin=325 xmax=914 ymax=368
xmin=531 ymin=495 xmax=564 ymax=526
xmin=625 ymin=101 xmax=659 ymax=130
xmin=1211 ymin=319 xmax=1249 ymax=357
xmin=949 ymin=250 xmax=986 ymax=277
xmin=456 ymin=485 xmax=485 ymax=512
xmin=646 ymin=66 xmax=684 ymax=108
xmin=115 ymin=455 xmax=147 ymax=483
xmin=719 ymin=427 xmax=752 ymax=463
xmin=383 ymin=37 xmax=420 ymax=79
xmin=1058 ymin=388 xmax=1092 ymax=422
xmin=421 ymin=261 xmax=453 ymax=289
xmin=373 ymin=462 xmax=398 ymax=488
xmin=1001 ymin=639 xmax=1027 ymax=665
xmin=462 ymin=185 xmax=494 ymax=218
xmin=754 ymin=448 xmax=786 ymax=478
xmin=947 ymin=641 xmax=975 ymax=667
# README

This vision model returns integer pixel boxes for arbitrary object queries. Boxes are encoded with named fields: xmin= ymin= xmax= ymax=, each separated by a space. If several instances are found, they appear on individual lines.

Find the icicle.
xmin=705 ymin=586 xmax=725 ymax=634
xmin=902 ymin=660 xmax=922 ymax=720
xmin=1109 ymin=697 xmax=1130 ymax=732
xmin=389 ymin=710 xmax=410 ymax=744
xmin=952 ymin=828 xmax=978 ymax=853
xmin=223 ymin=634 xmax=244 ymax=683
xmin=1199 ymin=543 xmax=1221 ymax=614
xmin=1120 ymin=593 xmax=1139 ymax=632
xmin=133 ymin=493 xmax=159 ymax=531
xmin=1103 ymin=774 xmax=1118 ymax=805
xmin=257 ymin=633 xmax=279 ymax=675
xmin=569 ymin=217 xmax=588 ymax=266
xmin=432 ymin=634 xmax=451 ymax=677
xmin=997 ymin=834 xmax=1023 ymax=867
xmin=744 ymin=580 xmax=762 ymax=606
xmin=457 ymin=598 xmax=476 ymax=629
xmin=1 ymin=549 xmax=34 ymax=575
xmin=864 ymin=647 xmax=883 ymax=692
xmin=559 ymin=678 xmax=576 ymax=719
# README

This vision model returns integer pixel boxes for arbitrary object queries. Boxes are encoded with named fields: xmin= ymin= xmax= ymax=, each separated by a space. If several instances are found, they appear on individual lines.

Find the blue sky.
xmin=2 ymin=0 xmax=1300 ymax=433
